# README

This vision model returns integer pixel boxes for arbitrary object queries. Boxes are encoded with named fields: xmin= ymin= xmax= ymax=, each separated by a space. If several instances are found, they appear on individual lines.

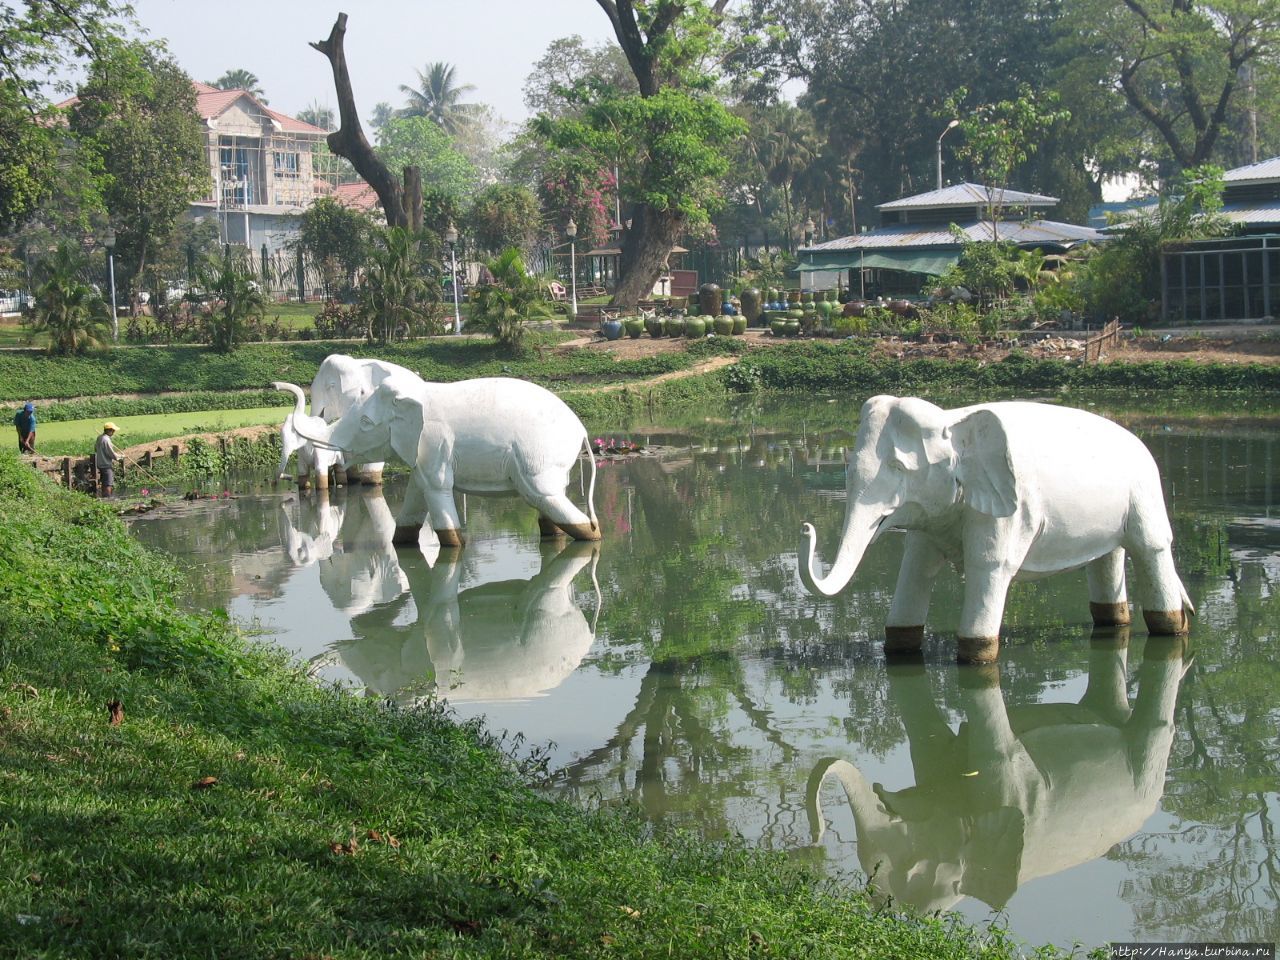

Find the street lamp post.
xmin=565 ymin=218 xmax=578 ymax=318
xmin=937 ymin=119 xmax=960 ymax=191
xmin=445 ymin=222 xmax=461 ymax=335
xmin=104 ymin=227 xmax=118 ymax=342
xmin=803 ymin=216 xmax=815 ymax=248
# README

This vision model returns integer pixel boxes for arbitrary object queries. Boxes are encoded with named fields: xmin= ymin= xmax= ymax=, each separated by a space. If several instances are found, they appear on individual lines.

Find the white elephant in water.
xmin=799 ymin=395 xmax=1193 ymax=662
xmin=807 ymin=633 xmax=1190 ymax=914
xmin=277 ymin=354 xmax=414 ymax=488
xmin=337 ymin=539 xmax=601 ymax=703
xmin=277 ymin=372 xmax=599 ymax=547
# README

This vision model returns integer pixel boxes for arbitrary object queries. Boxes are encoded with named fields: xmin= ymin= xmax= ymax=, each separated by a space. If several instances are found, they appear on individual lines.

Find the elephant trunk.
xmin=275 ymin=380 xmax=342 ymax=452
xmin=799 ymin=504 xmax=884 ymax=597
xmin=274 ymin=382 xmax=308 ymax=480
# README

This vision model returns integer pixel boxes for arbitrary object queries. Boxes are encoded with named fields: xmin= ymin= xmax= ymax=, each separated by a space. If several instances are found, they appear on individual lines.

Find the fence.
xmin=1084 ymin=318 xmax=1122 ymax=363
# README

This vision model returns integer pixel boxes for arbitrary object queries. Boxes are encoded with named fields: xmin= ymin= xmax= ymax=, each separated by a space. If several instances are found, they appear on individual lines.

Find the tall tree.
xmin=376 ymin=116 xmax=479 ymax=199
xmin=523 ymin=35 xmax=637 ymax=119
xmin=0 ymin=0 xmax=131 ymax=233
xmin=71 ymin=44 xmax=209 ymax=313
xmin=397 ymin=62 xmax=481 ymax=135
xmin=211 ymin=68 xmax=266 ymax=102
xmin=311 ymin=14 xmax=423 ymax=231
xmin=537 ymin=0 xmax=744 ymax=309
xmin=1057 ymin=0 xmax=1280 ymax=172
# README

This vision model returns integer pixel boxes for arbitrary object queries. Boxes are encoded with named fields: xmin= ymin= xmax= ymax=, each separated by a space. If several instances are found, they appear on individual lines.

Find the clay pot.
xmin=698 ymin=282 xmax=722 ymax=318
xmin=684 ymin=315 xmax=706 ymax=338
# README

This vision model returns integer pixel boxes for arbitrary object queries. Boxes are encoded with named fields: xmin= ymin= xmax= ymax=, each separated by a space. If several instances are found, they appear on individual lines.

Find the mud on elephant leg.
xmin=1087 ymin=548 xmax=1131 ymax=626
xmin=527 ymin=491 xmax=600 ymax=542
xmin=956 ymin=560 xmax=1018 ymax=664
xmin=538 ymin=515 xmax=567 ymax=539
xmin=884 ymin=535 xmax=946 ymax=656
xmin=1131 ymin=546 xmax=1192 ymax=635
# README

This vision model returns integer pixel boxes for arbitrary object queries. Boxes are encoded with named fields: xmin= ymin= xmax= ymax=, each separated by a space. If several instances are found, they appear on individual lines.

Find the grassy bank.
xmin=0 ymin=454 xmax=1057 ymax=958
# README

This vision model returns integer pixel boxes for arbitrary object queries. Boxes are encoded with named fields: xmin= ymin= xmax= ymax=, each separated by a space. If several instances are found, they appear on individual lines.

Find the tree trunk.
xmin=310 ymin=14 xmax=420 ymax=229
xmin=611 ymin=204 xmax=680 ymax=310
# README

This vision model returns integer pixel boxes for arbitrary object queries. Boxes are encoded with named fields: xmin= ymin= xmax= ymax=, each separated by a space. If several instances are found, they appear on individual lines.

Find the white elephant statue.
xmin=277 ymin=372 xmax=600 ymax=547
xmin=276 ymin=354 xmax=415 ymax=488
xmin=277 ymin=387 xmax=347 ymax=490
xmin=799 ymin=396 xmax=1193 ymax=662
xmin=338 ymin=539 xmax=601 ymax=703
xmin=807 ymin=633 xmax=1189 ymax=914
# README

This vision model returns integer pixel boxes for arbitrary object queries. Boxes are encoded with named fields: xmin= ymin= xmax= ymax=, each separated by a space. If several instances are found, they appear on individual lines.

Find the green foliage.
xmin=396 ymin=61 xmax=481 ymax=136
xmin=70 ymin=44 xmax=210 ymax=305
xmin=356 ymin=226 xmax=445 ymax=344
xmin=468 ymin=247 xmax=554 ymax=352
xmin=25 ymin=243 xmax=113 ymax=354
xmin=297 ymin=197 xmax=373 ymax=301
xmin=198 ymin=252 xmax=267 ymax=353
xmin=539 ymin=89 xmax=745 ymax=226
xmin=1073 ymin=166 xmax=1229 ymax=323
xmin=376 ymin=116 xmax=479 ymax=200
xmin=467 ymin=184 xmax=542 ymax=257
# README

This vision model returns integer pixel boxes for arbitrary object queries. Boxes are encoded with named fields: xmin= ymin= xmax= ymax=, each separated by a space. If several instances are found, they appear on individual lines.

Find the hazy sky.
xmin=131 ymin=0 xmax=619 ymax=127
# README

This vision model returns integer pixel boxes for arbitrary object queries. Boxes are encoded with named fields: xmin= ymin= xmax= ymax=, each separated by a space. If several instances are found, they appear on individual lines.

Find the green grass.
xmin=29 ymin=407 xmax=286 ymax=457
xmin=0 ymin=453 xmax=1060 ymax=959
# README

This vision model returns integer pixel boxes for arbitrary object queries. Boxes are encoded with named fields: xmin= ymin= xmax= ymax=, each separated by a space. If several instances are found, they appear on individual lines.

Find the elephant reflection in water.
xmin=278 ymin=489 xmax=410 ymax=615
xmin=807 ymin=632 xmax=1190 ymax=914
xmin=337 ymin=538 xmax=601 ymax=703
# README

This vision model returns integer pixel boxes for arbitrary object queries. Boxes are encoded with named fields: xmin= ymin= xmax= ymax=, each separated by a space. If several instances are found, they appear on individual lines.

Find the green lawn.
xmin=32 ymin=406 xmax=285 ymax=457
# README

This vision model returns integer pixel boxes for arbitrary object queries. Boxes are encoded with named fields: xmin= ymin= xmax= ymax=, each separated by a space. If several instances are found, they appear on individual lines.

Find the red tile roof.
xmin=61 ymin=80 xmax=327 ymax=136
xmin=330 ymin=181 xmax=380 ymax=212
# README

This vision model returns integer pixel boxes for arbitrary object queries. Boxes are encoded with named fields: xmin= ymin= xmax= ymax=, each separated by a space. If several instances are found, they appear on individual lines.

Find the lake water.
xmin=127 ymin=394 xmax=1280 ymax=951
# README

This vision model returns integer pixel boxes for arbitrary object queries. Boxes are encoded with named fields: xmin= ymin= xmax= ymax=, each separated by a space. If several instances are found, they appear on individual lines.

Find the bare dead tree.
xmin=310 ymin=13 xmax=422 ymax=231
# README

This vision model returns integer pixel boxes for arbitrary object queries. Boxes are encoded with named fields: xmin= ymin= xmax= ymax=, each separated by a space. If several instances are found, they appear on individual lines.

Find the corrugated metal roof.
xmin=1222 ymin=199 xmax=1280 ymax=225
xmin=802 ymin=219 xmax=1099 ymax=252
xmin=877 ymin=182 xmax=1058 ymax=211
xmin=1223 ymin=157 xmax=1280 ymax=184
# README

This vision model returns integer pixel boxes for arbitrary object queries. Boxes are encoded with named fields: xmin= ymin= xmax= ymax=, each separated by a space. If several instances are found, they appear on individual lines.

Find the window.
xmin=273 ymin=151 xmax=300 ymax=178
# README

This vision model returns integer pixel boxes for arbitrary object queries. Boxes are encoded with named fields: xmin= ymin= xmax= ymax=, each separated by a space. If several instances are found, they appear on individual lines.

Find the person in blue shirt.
xmin=14 ymin=402 xmax=35 ymax=453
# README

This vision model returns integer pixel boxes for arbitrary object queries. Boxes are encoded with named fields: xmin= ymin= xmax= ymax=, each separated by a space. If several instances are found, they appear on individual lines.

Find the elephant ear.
xmin=948 ymin=409 xmax=1017 ymax=518
xmin=884 ymin=397 xmax=952 ymax=471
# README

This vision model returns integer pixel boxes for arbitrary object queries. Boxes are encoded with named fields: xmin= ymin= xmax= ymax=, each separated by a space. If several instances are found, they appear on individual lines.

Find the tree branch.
xmin=310 ymin=13 xmax=407 ymax=227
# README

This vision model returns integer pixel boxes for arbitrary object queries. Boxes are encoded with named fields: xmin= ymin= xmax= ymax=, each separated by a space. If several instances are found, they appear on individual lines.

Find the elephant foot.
xmin=392 ymin=525 xmax=422 ymax=546
xmin=556 ymin=521 xmax=602 ymax=542
xmin=435 ymin=528 xmax=466 ymax=549
xmin=314 ymin=472 xmax=330 ymax=491
xmin=956 ymin=635 xmax=1000 ymax=664
xmin=297 ymin=476 xmax=311 ymax=491
xmin=354 ymin=468 xmax=383 ymax=486
xmin=1143 ymin=607 xmax=1190 ymax=636
xmin=538 ymin=516 xmax=567 ymax=539
xmin=883 ymin=625 xmax=924 ymax=656
xmin=1089 ymin=601 xmax=1131 ymax=627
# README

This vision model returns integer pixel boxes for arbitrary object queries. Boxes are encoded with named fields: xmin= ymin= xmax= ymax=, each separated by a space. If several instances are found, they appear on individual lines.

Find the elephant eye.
xmin=360 ymin=415 xmax=374 ymax=427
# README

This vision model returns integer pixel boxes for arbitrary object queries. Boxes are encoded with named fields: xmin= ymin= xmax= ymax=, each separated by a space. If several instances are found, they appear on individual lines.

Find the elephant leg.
xmin=519 ymin=472 xmax=600 ymax=541
xmin=884 ymin=534 xmax=946 ymax=656
xmin=422 ymin=479 xmax=465 ymax=549
xmin=956 ymin=559 xmax=1017 ymax=664
xmin=1130 ymin=546 xmax=1190 ymax=635
xmin=538 ymin=515 xmax=567 ymax=539
xmin=1087 ymin=547 xmax=1130 ymax=626
xmin=393 ymin=475 xmax=429 ymax=546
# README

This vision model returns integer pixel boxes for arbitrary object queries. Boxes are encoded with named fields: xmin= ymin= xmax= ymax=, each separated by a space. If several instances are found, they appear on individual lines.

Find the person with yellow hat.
xmin=95 ymin=422 xmax=122 ymax=496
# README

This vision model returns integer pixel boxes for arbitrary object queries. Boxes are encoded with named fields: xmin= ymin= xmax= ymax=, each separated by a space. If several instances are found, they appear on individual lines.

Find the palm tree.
xmin=199 ymin=253 xmax=266 ymax=353
xmin=397 ymin=62 xmax=480 ymax=135
xmin=764 ymin=106 xmax=819 ymax=252
xmin=211 ymin=69 xmax=267 ymax=103
xmin=469 ymin=247 xmax=553 ymax=352
xmin=296 ymin=101 xmax=335 ymax=131
xmin=26 ymin=244 xmax=112 ymax=355
xmin=357 ymin=227 xmax=439 ymax=344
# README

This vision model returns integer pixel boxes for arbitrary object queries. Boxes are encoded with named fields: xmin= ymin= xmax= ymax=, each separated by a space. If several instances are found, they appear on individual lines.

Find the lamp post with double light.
xmin=937 ymin=119 xmax=960 ymax=190
xmin=103 ymin=227 xmax=118 ymax=342
xmin=565 ymin=217 xmax=578 ymax=318
xmin=445 ymin=222 xmax=461 ymax=335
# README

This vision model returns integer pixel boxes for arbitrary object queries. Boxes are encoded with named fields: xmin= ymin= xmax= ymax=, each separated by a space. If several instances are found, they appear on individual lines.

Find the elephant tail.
xmin=580 ymin=433 xmax=599 ymax=535
xmin=1181 ymin=581 xmax=1195 ymax=617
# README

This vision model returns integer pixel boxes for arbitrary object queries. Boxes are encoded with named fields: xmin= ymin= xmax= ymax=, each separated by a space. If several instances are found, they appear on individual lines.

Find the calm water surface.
xmin=128 ymin=395 xmax=1280 ymax=950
